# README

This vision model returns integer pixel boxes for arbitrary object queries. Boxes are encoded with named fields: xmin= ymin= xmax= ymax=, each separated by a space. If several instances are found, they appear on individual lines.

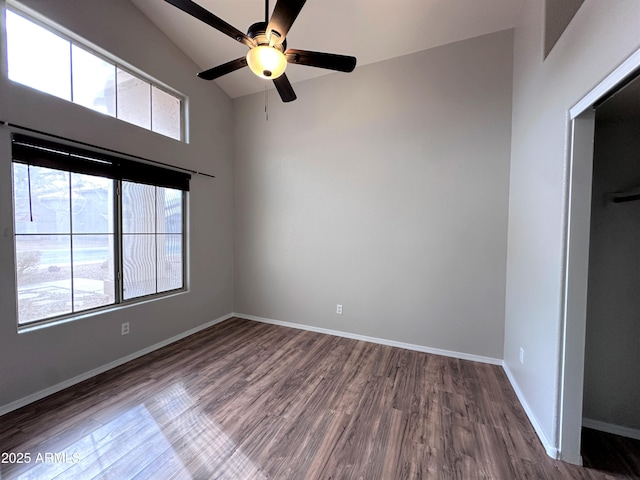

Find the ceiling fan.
xmin=164 ymin=0 xmax=357 ymax=102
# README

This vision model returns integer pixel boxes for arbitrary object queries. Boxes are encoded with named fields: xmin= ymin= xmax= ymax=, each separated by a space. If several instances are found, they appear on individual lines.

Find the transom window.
xmin=12 ymin=134 xmax=189 ymax=327
xmin=5 ymin=7 xmax=184 ymax=141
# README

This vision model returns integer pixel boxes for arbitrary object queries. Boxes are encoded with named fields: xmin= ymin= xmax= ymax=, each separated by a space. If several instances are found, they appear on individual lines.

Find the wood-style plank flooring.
xmin=0 ymin=317 xmax=637 ymax=479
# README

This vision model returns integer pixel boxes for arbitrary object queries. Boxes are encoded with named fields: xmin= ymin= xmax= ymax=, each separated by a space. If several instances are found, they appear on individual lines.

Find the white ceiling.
xmin=131 ymin=0 xmax=525 ymax=99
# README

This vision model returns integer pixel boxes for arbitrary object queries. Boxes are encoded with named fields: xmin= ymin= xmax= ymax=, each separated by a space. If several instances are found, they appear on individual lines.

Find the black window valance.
xmin=11 ymin=133 xmax=190 ymax=191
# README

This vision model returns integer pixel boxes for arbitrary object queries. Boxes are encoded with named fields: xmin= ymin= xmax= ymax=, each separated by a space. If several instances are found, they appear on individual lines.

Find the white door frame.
xmin=559 ymin=47 xmax=640 ymax=464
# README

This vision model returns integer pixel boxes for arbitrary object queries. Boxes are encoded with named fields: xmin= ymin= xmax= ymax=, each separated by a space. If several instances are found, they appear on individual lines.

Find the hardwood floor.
xmin=0 ymin=317 xmax=636 ymax=479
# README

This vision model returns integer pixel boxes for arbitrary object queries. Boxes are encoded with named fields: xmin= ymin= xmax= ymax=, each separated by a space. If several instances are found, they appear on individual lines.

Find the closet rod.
xmin=612 ymin=192 xmax=640 ymax=204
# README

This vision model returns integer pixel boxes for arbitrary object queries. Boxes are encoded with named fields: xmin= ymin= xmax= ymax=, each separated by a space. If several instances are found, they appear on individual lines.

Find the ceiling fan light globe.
xmin=246 ymin=46 xmax=287 ymax=80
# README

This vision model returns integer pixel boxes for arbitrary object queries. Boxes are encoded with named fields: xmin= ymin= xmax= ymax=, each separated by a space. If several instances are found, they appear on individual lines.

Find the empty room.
xmin=1 ymin=0 xmax=640 ymax=478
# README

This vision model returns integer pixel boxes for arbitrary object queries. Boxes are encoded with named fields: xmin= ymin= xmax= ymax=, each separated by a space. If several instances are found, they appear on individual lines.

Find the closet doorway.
xmin=580 ymin=75 xmax=640 ymax=473
xmin=560 ymin=47 xmax=640 ymax=466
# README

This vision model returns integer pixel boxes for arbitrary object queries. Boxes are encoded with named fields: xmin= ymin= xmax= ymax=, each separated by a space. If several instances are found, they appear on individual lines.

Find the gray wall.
xmin=583 ymin=114 xmax=640 ymax=431
xmin=233 ymin=30 xmax=513 ymax=360
xmin=0 ymin=0 xmax=234 ymax=409
xmin=504 ymin=0 xmax=640 ymax=453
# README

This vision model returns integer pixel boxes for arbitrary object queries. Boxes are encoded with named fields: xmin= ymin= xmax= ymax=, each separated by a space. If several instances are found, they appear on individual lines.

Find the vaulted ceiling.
xmin=131 ymin=0 xmax=525 ymax=99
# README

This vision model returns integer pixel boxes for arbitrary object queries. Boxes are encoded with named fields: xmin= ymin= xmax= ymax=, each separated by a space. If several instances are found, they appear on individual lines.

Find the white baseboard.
xmin=502 ymin=363 xmax=560 ymax=460
xmin=234 ymin=313 xmax=502 ymax=365
xmin=583 ymin=417 xmax=640 ymax=441
xmin=0 ymin=313 xmax=234 ymax=417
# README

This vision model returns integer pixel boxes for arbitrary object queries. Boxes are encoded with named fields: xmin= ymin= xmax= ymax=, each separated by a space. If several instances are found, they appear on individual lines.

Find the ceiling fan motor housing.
xmin=246 ymin=22 xmax=287 ymax=77
xmin=247 ymin=22 xmax=286 ymax=50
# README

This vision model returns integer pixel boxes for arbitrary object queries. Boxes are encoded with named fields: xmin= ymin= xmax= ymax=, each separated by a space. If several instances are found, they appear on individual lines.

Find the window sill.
xmin=17 ymin=288 xmax=188 ymax=334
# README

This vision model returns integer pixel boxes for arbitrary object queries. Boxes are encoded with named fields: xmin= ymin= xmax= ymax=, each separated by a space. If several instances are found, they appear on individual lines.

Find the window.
xmin=5 ymin=8 xmax=183 ymax=141
xmin=12 ymin=134 xmax=190 ymax=326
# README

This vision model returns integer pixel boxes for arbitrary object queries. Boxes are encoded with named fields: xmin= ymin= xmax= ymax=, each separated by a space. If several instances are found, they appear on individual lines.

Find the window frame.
xmin=11 ymin=133 xmax=190 ymax=330
xmin=5 ymin=2 xmax=187 ymax=142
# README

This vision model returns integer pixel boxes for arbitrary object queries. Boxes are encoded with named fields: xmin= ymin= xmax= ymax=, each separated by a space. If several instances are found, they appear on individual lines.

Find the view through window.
xmin=5 ymin=8 xmax=183 ymax=141
xmin=12 ymin=136 xmax=188 ymax=326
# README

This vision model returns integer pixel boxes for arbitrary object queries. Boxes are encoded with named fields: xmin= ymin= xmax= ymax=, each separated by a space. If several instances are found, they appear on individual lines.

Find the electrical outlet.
xmin=336 ymin=304 xmax=343 ymax=315
xmin=121 ymin=322 xmax=130 ymax=335
xmin=519 ymin=347 xmax=524 ymax=364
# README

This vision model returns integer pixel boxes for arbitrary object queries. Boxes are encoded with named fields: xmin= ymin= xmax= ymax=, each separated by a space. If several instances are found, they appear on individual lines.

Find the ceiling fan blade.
xmin=267 ymin=0 xmax=306 ymax=44
xmin=197 ymin=57 xmax=248 ymax=80
xmin=273 ymin=74 xmax=297 ymax=102
xmin=285 ymin=49 xmax=357 ymax=72
xmin=164 ymin=0 xmax=254 ymax=48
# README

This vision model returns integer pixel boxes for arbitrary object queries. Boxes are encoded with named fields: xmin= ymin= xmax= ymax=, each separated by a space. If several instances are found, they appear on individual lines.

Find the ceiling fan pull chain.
xmin=265 ymin=82 xmax=269 ymax=121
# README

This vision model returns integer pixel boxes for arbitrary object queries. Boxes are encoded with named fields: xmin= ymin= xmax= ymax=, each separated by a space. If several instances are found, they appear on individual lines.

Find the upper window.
xmin=5 ymin=8 xmax=184 ymax=141
xmin=12 ymin=134 xmax=190 ymax=327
